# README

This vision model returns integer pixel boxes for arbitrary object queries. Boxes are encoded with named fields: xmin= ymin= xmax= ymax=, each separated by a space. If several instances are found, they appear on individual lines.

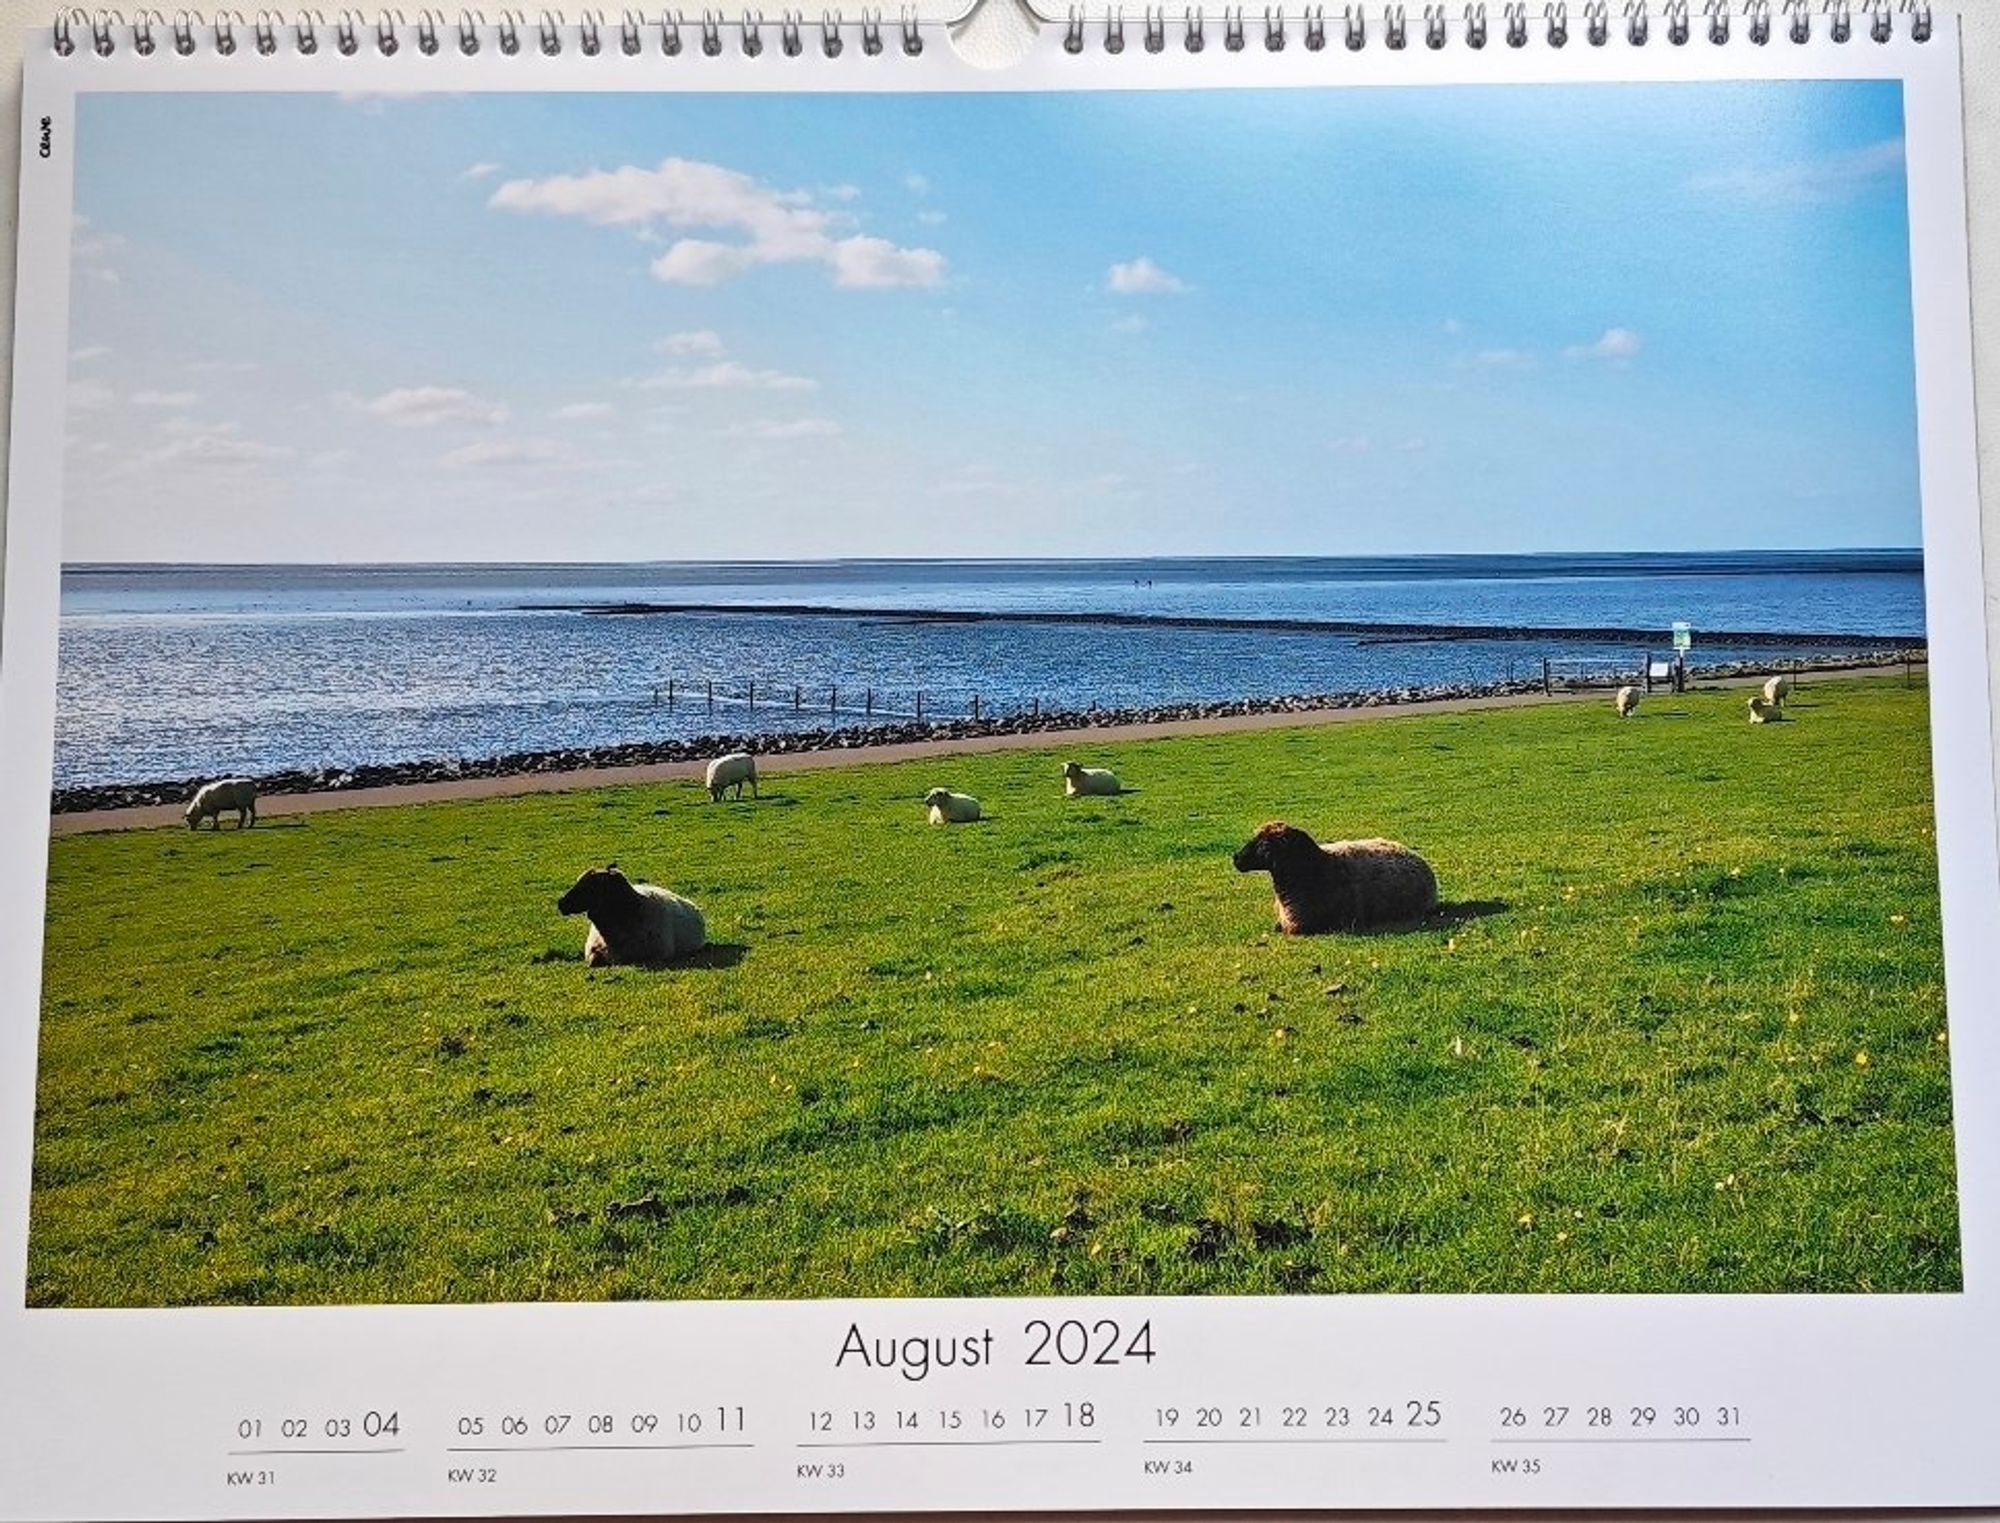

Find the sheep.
xmin=184 ymin=778 xmax=257 ymax=830
xmin=924 ymin=788 xmax=982 ymax=825
xmin=705 ymin=751 xmax=758 ymax=802
xmin=1615 ymin=685 xmax=1640 ymax=719
xmin=556 ymin=865 xmax=707 ymax=968
xmin=1762 ymin=674 xmax=1791 ymax=708
xmin=1063 ymin=761 xmax=1123 ymax=797
xmin=1232 ymin=821 xmax=1439 ymax=934
xmin=1747 ymin=696 xmax=1784 ymax=724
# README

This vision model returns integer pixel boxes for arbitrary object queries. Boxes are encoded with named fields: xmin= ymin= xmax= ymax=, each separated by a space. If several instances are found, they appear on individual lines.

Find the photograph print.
xmin=29 ymin=77 xmax=1955 ymax=1306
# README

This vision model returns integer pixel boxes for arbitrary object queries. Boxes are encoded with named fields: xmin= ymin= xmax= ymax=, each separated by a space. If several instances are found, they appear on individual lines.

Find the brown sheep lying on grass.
xmin=557 ymin=865 xmax=708 ymax=968
xmin=1232 ymin=821 xmax=1439 ymax=934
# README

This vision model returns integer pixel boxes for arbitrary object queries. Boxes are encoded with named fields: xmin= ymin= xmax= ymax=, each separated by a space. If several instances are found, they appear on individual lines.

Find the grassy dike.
xmin=27 ymin=675 xmax=1956 ymax=1303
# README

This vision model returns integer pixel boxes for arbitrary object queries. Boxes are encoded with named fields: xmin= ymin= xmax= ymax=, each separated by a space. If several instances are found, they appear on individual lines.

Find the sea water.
xmin=53 ymin=552 xmax=1924 ymax=789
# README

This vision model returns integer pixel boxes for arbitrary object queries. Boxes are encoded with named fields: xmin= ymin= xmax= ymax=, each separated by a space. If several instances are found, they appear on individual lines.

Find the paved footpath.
xmin=51 ymin=665 xmax=1917 ymax=836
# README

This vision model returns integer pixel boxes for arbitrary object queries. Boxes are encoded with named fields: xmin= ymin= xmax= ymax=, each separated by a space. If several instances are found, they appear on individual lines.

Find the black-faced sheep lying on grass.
xmin=1233 ymin=821 xmax=1439 ymax=934
xmin=557 ymin=865 xmax=707 ymax=968
xmin=185 ymin=778 xmax=258 ymax=830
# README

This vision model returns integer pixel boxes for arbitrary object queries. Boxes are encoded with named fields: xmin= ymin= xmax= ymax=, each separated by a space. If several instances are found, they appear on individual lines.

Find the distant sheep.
xmin=557 ymin=865 xmax=707 ymax=968
xmin=1748 ymin=696 xmax=1784 ymax=725
xmin=184 ymin=778 xmax=257 ymax=830
xmin=1615 ymin=685 xmax=1640 ymax=719
xmin=1762 ymin=674 xmax=1791 ymax=708
xmin=924 ymin=788 xmax=982 ymax=825
xmin=1063 ymin=761 xmax=1123 ymax=797
xmin=705 ymin=751 xmax=758 ymax=802
xmin=1233 ymin=821 xmax=1439 ymax=934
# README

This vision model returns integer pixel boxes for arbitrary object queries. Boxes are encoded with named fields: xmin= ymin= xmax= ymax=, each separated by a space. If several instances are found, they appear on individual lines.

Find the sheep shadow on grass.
xmin=528 ymin=942 xmax=750 ymax=970
xmin=1424 ymin=898 xmax=1510 ymax=930
xmin=677 ymin=941 xmax=751 ymax=970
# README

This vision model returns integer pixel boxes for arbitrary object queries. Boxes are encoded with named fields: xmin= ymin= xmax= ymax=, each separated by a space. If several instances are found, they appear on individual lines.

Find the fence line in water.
xmin=646 ymin=677 xmax=1071 ymax=724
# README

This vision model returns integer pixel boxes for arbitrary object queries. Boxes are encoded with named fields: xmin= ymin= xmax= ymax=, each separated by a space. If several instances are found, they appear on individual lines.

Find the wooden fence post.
xmin=1541 ymin=658 xmax=1552 ymax=696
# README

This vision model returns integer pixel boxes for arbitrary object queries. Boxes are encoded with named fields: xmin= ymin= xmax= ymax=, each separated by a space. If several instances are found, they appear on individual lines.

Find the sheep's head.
xmin=1063 ymin=762 xmax=1084 ymax=780
xmin=923 ymin=788 xmax=952 ymax=808
xmin=1234 ymin=820 xmax=1315 ymax=874
xmin=183 ymin=799 xmax=202 ymax=828
xmin=558 ymin=864 xmax=631 ymax=916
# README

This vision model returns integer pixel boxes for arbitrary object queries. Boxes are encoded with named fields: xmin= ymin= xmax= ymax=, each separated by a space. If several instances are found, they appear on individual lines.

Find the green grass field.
xmin=28 ymin=676 xmax=1956 ymax=1304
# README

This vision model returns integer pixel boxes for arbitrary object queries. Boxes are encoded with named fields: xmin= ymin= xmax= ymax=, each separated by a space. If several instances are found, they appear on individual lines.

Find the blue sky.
xmin=64 ymin=81 xmax=1915 ymax=561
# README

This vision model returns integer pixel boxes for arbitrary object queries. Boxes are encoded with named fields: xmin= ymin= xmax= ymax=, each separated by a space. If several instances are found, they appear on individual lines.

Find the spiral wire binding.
xmin=49 ymin=0 xmax=1934 ymax=54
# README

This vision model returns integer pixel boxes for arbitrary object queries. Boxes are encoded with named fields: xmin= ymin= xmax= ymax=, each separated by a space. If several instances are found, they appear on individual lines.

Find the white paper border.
xmin=1 ymin=19 xmax=1993 ymax=1517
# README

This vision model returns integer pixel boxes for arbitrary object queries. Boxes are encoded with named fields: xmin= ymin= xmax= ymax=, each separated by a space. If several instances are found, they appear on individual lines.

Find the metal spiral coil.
xmin=46 ymin=0 xmax=1939 ymax=54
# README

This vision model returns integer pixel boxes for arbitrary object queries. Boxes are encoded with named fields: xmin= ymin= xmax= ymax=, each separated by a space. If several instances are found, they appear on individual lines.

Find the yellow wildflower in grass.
xmin=1854 ymin=1051 xmax=1871 ymax=1068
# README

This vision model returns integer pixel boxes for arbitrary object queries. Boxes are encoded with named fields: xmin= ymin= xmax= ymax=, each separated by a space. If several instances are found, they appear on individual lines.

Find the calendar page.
xmin=2 ymin=4 xmax=1995 ymax=1516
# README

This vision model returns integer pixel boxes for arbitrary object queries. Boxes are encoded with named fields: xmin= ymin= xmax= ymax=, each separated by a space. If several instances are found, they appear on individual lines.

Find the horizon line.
xmin=62 ymin=546 xmax=1926 ymax=571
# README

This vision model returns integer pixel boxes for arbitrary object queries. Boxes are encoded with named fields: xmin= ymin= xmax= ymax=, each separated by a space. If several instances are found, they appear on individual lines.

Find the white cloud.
xmin=827 ymin=236 xmax=947 ymax=290
xmin=1440 ymin=318 xmax=1465 ymax=336
xmin=307 ymin=448 xmax=356 ymax=471
xmin=68 ymin=379 xmax=115 ymax=411
xmin=131 ymin=390 xmax=198 ymax=408
xmin=462 ymin=161 xmax=503 ymax=180
xmin=916 ymin=209 xmax=948 ymax=227
xmin=1396 ymin=436 xmax=1429 ymax=453
xmin=490 ymin=157 xmax=946 ymax=290
xmin=1107 ymin=257 xmax=1189 ymax=296
xmin=1562 ymin=327 xmax=1643 ymax=362
xmin=360 ymin=386 xmax=509 ymax=427
xmin=822 ymin=183 xmax=862 ymax=202
xmin=657 ymin=329 xmax=726 ymax=357
xmin=1467 ymin=348 xmax=1537 ymax=370
xmin=648 ymin=240 xmax=759 ymax=286
xmin=638 ymin=360 xmax=817 ymax=393
xmin=72 ymin=215 xmax=123 ymax=263
xmin=70 ymin=345 xmax=110 ymax=363
xmin=730 ymin=417 xmax=842 ymax=441
xmin=1690 ymin=138 xmax=1903 ymax=204
xmin=904 ymin=173 xmax=930 ymax=195
xmin=1326 ymin=435 xmax=1372 ymax=456
xmin=1110 ymin=314 xmax=1150 ymax=335
xmin=151 ymin=428 xmax=296 ymax=467
xmin=440 ymin=438 xmax=562 ymax=468
xmin=553 ymin=401 xmax=614 ymax=420
xmin=184 ymin=359 xmax=259 ymax=375
xmin=936 ymin=464 xmax=1009 ymax=496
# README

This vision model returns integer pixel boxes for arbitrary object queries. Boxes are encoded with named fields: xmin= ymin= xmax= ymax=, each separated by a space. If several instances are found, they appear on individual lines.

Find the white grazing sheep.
xmin=1063 ymin=761 xmax=1123 ymax=797
xmin=1747 ymin=696 xmax=1783 ymax=724
xmin=557 ymin=865 xmax=707 ymax=968
xmin=924 ymin=788 xmax=982 ymax=825
xmin=705 ymin=751 xmax=758 ymax=801
xmin=1762 ymin=674 xmax=1792 ymax=708
xmin=185 ymin=778 xmax=257 ymax=830
xmin=1615 ymin=686 xmax=1640 ymax=719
